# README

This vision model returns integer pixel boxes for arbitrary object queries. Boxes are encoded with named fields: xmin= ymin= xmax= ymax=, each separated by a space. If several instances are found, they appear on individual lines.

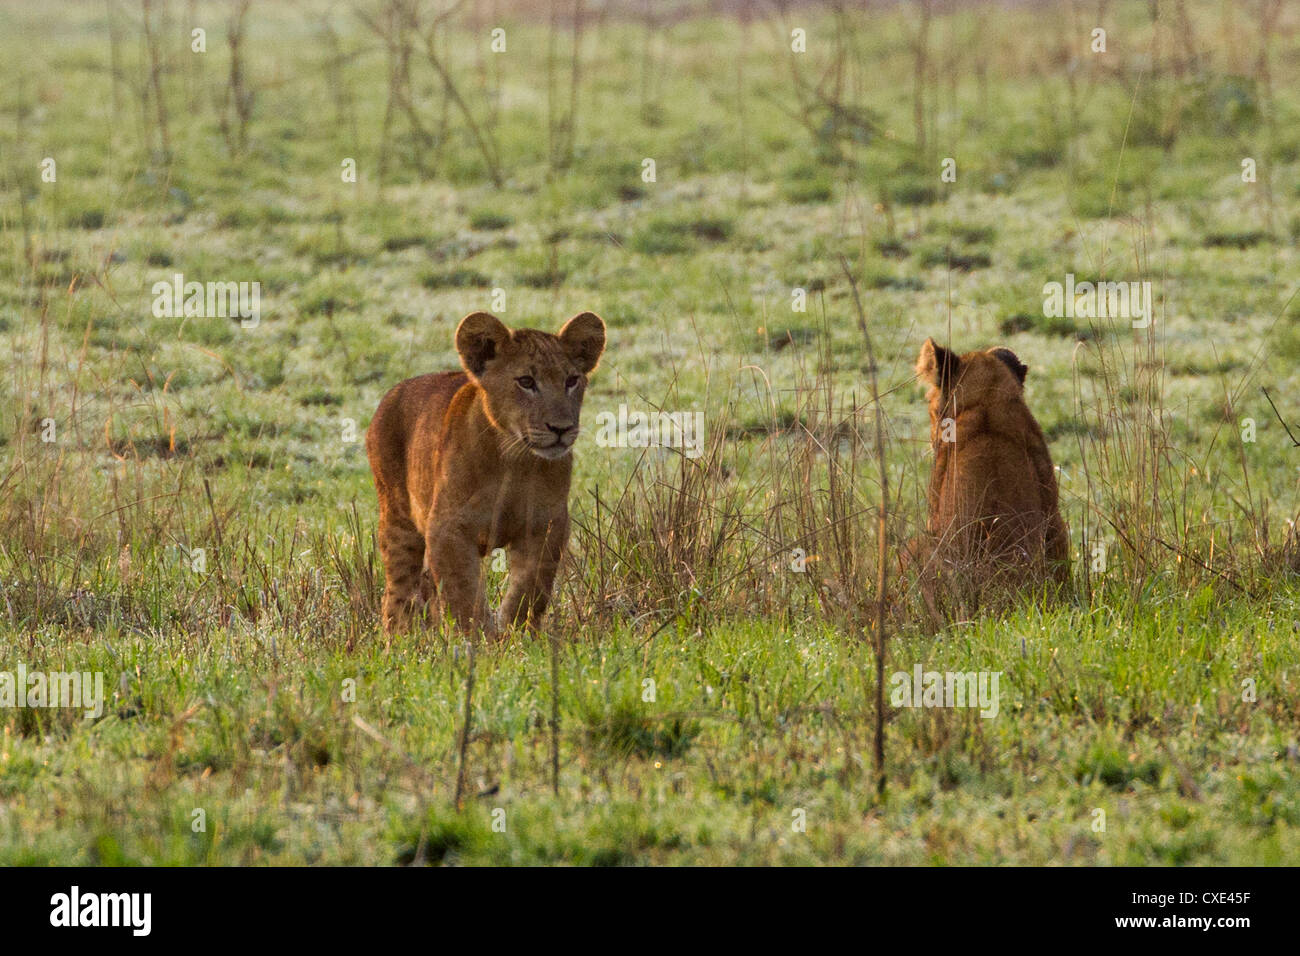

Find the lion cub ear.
xmin=456 ymin=312 xmax=510 ymax=378
xmin=991 ymin=347 xmax=1028 ymax=385
xmin=916 ymin=337 xmax=960 ymax=389
xmin=558 ymin=311 xmax=606 ymax=374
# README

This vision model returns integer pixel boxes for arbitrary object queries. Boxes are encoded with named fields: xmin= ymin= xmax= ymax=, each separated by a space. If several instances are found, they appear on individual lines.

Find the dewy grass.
xmin=0 ymin=0 xmax=1298 ymax=864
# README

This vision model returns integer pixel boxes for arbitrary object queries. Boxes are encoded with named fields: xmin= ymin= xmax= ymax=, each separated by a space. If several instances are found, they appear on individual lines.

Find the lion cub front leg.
xmin=427 ymin=520 xmax=496 ymax=638
xmin=500 ymin=519 xmax=568 ymax=632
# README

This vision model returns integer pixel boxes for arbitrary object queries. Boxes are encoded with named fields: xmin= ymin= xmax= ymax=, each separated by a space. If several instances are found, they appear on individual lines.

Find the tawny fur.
xmin=366 ymin=311 xmax=605 ymax=637
xmin=913 ymin=337 xmax=1069 ymax=597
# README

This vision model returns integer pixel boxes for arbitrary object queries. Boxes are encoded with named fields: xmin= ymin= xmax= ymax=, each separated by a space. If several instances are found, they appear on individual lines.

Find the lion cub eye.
xmin=565 ymin=375 xmax=581 ymax=390
xmin=516 ymin=376 xmax=537 ymax=392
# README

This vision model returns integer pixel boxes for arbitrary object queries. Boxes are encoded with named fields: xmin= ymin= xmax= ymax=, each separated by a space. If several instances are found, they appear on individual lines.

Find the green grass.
xmin=0 ymin=0 xmax=1299 ymax=865
xmin=4 ymin=600 xmax=1299 ymax=865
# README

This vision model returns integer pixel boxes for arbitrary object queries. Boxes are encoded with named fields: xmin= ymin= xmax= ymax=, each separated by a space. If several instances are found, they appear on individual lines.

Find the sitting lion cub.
xmin=366 ymin=311 xmax=605 ymax=636
xmin=913 ymin=337 xmax=1069 ymax=599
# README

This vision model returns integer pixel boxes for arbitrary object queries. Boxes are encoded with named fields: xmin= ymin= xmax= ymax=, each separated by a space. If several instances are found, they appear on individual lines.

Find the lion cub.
xmin=913 ymin=337 xmax=1069 ymax=597
xmin=366 ymin=311 xmax=605 ymax=636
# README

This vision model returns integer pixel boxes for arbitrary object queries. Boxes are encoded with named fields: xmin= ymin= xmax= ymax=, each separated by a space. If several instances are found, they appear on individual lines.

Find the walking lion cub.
xmin=912 ymin=337 xmax=1069 ymax=604
xmin=366 ymin=311 xmax=606 ymax=636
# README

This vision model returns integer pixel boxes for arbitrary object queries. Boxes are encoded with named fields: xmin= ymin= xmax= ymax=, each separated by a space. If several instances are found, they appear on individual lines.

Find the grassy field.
xmin=1 ymin=0 xmax=1299 ymax=865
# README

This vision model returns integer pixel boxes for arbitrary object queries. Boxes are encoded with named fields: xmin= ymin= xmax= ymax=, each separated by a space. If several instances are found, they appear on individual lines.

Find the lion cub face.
xmin=456 ymin=311 xmax=606 ymax=460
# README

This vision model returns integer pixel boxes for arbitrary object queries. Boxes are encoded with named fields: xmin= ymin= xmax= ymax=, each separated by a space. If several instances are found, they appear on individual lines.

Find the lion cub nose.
xmin=547 ymin=423 xmax=575 ymax=440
